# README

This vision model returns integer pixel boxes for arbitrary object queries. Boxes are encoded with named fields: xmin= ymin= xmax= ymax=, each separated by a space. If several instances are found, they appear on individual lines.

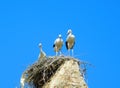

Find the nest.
xmin=21 ymin=56 xmax=88 ymax=88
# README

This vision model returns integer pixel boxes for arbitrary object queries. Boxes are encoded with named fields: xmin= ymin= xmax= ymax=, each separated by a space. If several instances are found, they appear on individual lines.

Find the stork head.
xmin=58 ymin=34 xmax=62 ymax=38
xmin=67 ymin=29 xmax=72 ymax=35
xmin=39 ymin=43 xmax=42 ymax=48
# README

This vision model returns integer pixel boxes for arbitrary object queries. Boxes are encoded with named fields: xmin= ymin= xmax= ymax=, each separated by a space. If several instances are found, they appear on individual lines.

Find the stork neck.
xmin=59 ymin=37 xmax=62 ymax=39
xmin=69 ymin=33 xmax=72 ymax=35
xmin=40 ymin=47 xmax=42 ymax=51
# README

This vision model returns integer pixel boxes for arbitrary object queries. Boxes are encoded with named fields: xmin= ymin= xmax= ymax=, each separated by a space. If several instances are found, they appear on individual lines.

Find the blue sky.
xmin=0 ymin=0 xmax=120 ymax=88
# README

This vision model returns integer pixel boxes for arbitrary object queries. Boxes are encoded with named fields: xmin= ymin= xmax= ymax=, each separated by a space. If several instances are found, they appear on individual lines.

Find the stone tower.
xmin=20 ymin=56 xmax=88 ymax=88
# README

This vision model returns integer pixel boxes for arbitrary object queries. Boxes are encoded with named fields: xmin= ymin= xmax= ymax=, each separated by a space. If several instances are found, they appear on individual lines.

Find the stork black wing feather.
xmin=53 ymin=44 xmax=55 ymax=47
xmin=65 ymin=41 xmax=68 ymax=50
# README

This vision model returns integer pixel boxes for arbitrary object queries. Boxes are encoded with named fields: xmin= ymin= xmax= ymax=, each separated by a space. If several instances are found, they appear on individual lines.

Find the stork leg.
xmin=56 ymin=52 xmax=58 ymax=56
xmin=68 ymin=49 xmax=70 ymax=56
xmin=60 ymin=51 xmax=62 ymax=56
xmin=72 ymin=49 xmax=74 ymax=57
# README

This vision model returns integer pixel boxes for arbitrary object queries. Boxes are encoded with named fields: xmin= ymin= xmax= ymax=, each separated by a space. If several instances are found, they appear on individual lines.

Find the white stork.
xmin=53 ymin=34 xmax=63 ymax=56
xmin=66 ymin=29 xmax=75 ymax=56
xmin=38 ymin=43 xmax=46 ymax=62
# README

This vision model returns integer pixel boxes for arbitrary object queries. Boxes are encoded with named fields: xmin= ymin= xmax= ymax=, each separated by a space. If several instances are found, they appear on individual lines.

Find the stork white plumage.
xmin=38 ymin=43 xmax=46 ymax=62
xmin=53 ymin=34 xmax=63 ymax=56
xmin=66 ymin=29 xmax=75 ymax=56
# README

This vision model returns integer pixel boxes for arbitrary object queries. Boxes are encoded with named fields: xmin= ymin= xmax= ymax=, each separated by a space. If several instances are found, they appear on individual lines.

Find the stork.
xmin=53 ymin=34 xmax=63 ymax=56
xmin=65 ymin=29 xmax=75 ymax=56
xmin=38 ymin=43 xmax=46 ymax=62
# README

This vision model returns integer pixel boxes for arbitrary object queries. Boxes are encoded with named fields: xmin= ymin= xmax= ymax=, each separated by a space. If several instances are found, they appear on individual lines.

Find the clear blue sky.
xmin=0 ymin=0 xmax=120 ymax=88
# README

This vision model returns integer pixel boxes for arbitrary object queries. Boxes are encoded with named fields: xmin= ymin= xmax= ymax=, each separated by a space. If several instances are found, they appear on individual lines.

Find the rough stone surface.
xmin=43 ymin=59 xmax=88 ymax=88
